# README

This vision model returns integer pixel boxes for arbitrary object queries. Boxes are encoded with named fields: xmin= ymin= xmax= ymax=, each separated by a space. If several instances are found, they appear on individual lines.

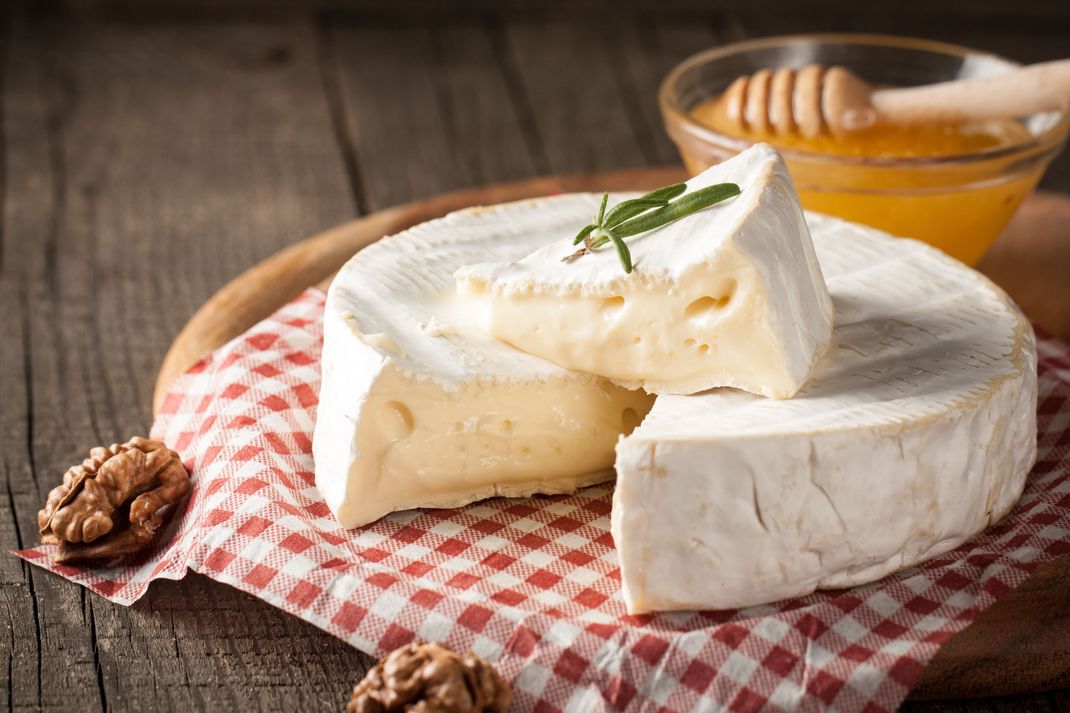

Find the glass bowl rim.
xmin=658 ymin=32 xmax=1070 ymax=169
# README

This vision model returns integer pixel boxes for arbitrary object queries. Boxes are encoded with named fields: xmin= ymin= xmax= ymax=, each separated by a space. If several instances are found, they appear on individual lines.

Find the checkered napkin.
xmin=17 ymin=288 xmax=1070 ymax=712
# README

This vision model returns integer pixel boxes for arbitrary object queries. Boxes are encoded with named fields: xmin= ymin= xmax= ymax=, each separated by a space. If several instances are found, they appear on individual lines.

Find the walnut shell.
xmin=347 ymin=642 xmax=511 ymax=713
xmin=38 ymin=437 xmax=191 ymax=564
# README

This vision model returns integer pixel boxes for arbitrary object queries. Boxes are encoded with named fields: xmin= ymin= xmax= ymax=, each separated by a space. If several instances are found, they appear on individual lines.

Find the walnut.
xmin=38 ymin=437 xmax=191 ymax=565
xmin=347 ymin=642 xmax=511 ymax=713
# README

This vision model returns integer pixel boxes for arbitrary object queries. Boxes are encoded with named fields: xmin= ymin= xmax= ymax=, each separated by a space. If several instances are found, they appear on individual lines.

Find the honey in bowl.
xmin=687 ymin=95 xmax=1040 ymax=265
xmin=659 ymin=37 xmax=1069 ymax=268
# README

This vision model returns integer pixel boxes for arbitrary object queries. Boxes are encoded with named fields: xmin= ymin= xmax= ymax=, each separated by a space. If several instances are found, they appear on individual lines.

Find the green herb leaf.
xmin=602 ymin=198 xmax=670 ymax=230
xmin=602 ymin=228 xmax=633 ymax=274
xmin=562 ymin=181 xmax=740 ymax=274
xmin=639 ymin=183 xmax=687 ymax=202
xmin=572 ymin=223 xmax=597 ymax=246
xmin=613 ymin=183 xmax=740 ymax=238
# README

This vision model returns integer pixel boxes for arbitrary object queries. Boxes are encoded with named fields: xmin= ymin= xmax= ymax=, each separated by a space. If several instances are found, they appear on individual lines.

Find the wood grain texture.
xmin=324 ymin=19 xmax=541 ymax=211
xmin=503 ymin=19 xmax=653 ymax=173
xmin=613 ymin=18 xmax=726 ymax=166
xmin=3 ymin=21 xmax=119 ymax=711
xmin=3 ymin=4 xmax=1070 ymax=712
xmin=1 ymin=16 xmax=372 ymax=712
xmin=978 ymin=192 xmax=1070 ymax=341
xmin=152 ymin=173 xmax=1070 ymax=702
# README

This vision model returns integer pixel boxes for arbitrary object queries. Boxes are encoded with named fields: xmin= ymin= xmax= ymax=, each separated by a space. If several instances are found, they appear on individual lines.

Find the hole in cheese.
xmin=685 ymin=295 xmax=728 ymax=318
xmin=684 ymin=338 xmax=696 ymax=347
xmin=684 ymin=280 xmax=736 ymax=319
xmin=698 ymin=343 xmax=710 ymax=354
xmin=378 ymin=401 xmax=415 ymax=442
xmin=477 ymin=415 xmax=514 ymax=435
xmin=600 ymin=296 xmax=625 ymax=316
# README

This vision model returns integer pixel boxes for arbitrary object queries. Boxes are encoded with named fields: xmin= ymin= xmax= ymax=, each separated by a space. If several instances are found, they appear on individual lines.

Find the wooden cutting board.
xmin=153 ymin=168 xmax=1070 ymax=701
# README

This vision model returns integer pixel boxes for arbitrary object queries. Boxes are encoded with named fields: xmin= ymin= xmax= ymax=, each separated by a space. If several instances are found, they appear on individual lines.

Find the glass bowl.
xmin=659 ymin=34 xmax=1068 ymax=264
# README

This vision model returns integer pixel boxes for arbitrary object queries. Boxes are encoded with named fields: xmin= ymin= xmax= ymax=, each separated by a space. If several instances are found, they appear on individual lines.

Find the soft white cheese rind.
xmin=314 ymin=197 xmax=654 ymax=529
xmin=456 ymin=145 xmax=834 ymax=397
xmin=612 ymin=215 xmax=1037 ymax=613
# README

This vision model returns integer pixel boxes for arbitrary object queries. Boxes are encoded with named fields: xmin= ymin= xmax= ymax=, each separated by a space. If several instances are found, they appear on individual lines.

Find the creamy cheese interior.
xmin=460 ymin=243 xmax=804 ymax=399
xmin=314 ymin=195 xmax=657 ymax=529
xmin=318 ymin=358 xmax=652 ymax=528
xmin=456 ymin=145 xmax=834 ymax=398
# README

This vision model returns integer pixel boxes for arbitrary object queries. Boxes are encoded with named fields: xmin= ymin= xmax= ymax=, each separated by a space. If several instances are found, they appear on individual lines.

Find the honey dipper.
xmin=717 ymin=60 xmax=1070 ymax=137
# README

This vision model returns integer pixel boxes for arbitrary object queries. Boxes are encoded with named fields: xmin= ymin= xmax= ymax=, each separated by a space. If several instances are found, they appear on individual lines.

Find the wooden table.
xmin=2 ymin=2 xmax=1069 ymax=711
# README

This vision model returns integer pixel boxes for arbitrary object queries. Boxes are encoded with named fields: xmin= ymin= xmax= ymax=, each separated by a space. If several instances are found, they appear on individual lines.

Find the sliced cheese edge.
xmin=612 ymin=215 xmax=1038 ymax=613
xmin=456 ymin=144 xmax=835 ymax=398
xmin=314 ymin=196 xmax=655 ymax=529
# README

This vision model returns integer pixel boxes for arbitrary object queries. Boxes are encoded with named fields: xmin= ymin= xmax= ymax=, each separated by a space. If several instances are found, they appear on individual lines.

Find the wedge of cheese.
xmin=314 ymin=199 xmax=654 ymax=529
xmin=613 ymin=214 xmax=1037 ymax=613
xmin=455 ymin=145 xmax=834 ymax=398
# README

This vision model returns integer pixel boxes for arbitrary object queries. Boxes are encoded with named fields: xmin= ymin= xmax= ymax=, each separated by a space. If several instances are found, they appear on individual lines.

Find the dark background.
xmin=2 ymin=1 xmax=1069 ymax=711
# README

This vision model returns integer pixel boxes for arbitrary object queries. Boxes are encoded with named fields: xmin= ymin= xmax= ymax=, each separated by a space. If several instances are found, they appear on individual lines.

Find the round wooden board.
xmin=154 ymin=169 xmax=1070 ymax=701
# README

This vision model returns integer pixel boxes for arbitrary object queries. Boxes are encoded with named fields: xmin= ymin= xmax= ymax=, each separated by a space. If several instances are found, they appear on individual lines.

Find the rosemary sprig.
xmin=562 ymin=182 xmax=741 ymax=273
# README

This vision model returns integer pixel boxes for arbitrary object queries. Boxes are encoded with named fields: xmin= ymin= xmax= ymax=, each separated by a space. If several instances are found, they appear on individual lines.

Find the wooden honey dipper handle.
xmin=868 ymin=60 xmax=1070 ymax=127
xmin=720 ymin=60 xmax=1070 ymax=137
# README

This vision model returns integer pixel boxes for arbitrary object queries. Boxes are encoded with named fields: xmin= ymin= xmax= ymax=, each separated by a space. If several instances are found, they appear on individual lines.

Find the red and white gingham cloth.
xmin=18 ymin=289 xmax=1070 ymax=712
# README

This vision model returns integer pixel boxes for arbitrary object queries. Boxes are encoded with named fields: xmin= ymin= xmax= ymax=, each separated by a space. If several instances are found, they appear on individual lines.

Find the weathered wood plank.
xmin=0 ymin=277 xmax=57 ymax=713
xmin=718 ymin=0 xmax=1069 ymax=39
xmin=499 ymin=19 xmax=652 ymax=173
xmin=496 ymin=16 xmax=724 ymax=172
xmin=326 ymin=19 xmax=539 ymax=210
xmin=613 ymin=17 xmax=725 ymax=165
xmin=2 ymin=16 xmax=368 ymax=713
xmin=904 ymin=698 xmax=1058 ymax=713
xmin=39 ymin=0 xmax=1070 ymax=33
xmin=1 ymin=22 xmax=107 ymax=711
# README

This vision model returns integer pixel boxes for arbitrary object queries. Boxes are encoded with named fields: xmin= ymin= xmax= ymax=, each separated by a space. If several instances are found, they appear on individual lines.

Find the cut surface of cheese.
xmin=314 ymin=198 xmax=655 ymax=529
xmin=613 ymin=214 xmax=1037 ymax=613
xmin=455 ymin=145 xmax=834 ymax=398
